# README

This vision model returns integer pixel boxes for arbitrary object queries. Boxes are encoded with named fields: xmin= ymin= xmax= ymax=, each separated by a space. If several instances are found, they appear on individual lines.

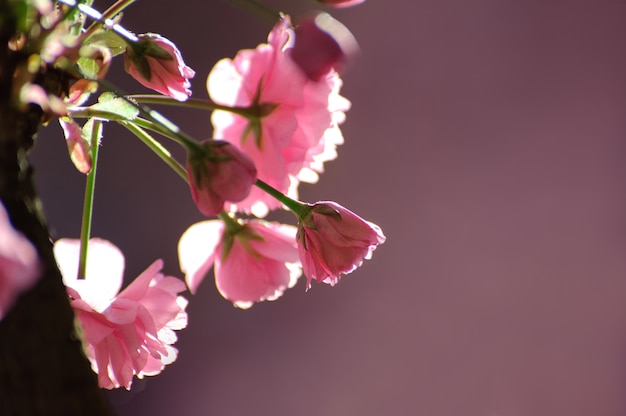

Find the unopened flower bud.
xmin=124 ymin=33 xmax=195 ymax=101
xmin=59 ymin=118 xmax=92 ymax=174
xmin=186 ymin=140 xmax=257 ymax=216
xmin=296 ymin=201 xmax=385 ymax=287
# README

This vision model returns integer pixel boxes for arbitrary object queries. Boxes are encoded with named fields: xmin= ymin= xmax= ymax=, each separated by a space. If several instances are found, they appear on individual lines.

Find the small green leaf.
xmin=87 ymin=30 xmax=128 ymax=57
xmin=144 ymin=41 xmax=174 ymax=60
xmin=77 ymin=57 xmax=99 ymax=79
xmin=88 ymin=93 xmax=139 ymax=120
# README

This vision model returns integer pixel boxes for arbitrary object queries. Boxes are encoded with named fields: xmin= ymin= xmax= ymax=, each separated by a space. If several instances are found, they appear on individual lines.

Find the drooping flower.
xmin=291 ymin=13 xmax=359 ymax=81
xmin=178 ymin=218 xmax=301 ymax=309
xmin=296 ymin=201 xmax=385 ymax=288
xmin=59 ymin=118 xmax=92 ymax=174
xmin=207 ymin=16 xmax=350 ymax=216
xmin=124 ymin=33 xmax=195 ymax=101
xmin=186 ymin=140 xmax=257 ymax=217
xmin=316 ymin=0 xmax=366 ymax=7
xmin=54 ymin=238 xmax=188 ymax=390
xmin=0 ymin=201 xmax=41 ymax=320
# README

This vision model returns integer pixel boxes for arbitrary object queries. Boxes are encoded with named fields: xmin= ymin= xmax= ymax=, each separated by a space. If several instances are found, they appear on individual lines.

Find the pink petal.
xmin=178 ymin=220 xmax=224 ymax=293
xmin=73 ymin=308 xmax=114 ymax=345
xmin=54 ymin=238 xmax=124 ymax=312
xmin=117 ymin=259 xmax=163 ymax=301
xmin=103 ymin=297 xmax=139 ymax=325
xmin=214 ymin=220 xmax=302 ymax=308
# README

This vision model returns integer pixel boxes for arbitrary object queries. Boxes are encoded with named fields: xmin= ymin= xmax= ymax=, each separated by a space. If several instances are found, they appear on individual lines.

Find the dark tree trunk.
xmin=0 ymin=1 xmax=114 ymax=414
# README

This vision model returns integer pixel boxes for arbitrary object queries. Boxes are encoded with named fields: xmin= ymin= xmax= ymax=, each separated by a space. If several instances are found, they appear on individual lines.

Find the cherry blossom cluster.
xmin=1 ymin=0 xmax=382 ymax=390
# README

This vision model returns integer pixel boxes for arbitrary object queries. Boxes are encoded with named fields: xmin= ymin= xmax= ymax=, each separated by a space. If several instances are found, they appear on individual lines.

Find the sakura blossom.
xmin=178 ymin=219 xmax=301 ymax=309
xmin=0 ymin=202 xmax=41 ymax=320
xmin=2 ymin=0 xmax=387 ymax=410
xmin=296 ymin=201 xmax=385 ymax=288
xmin=54 ymin=238 xmax=188 ymax=390
xmin=124 ymin=33 xmax=196 ymax=101
xmin=207 ymin=16 xmax=350 ymax=216
xmin=186 ymin=140 xmax=257 ymax=217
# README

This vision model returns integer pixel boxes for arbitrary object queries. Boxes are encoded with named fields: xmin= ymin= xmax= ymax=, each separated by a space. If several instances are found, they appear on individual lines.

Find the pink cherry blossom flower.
xmin=178 ymin=219 xmax=301 ymax=309
xmin=291 ymin=13 xmax=359 ymax=81
xmin=186 ymin=140 xmax=257 ymax=217
xmin=124 ymin=33 xmax=195 ymax=101
xmin=207 ymin=16 xmax=350 ymax=216
xmin=54 ymin=238 xmax=188 ymax=390
xmin=296 ymin=201 xmax=385 ymax=288
xmin=0 ymin=201 xmax=41 ymax=320
xmin=316 ymin=0 xmax=366 ymax=8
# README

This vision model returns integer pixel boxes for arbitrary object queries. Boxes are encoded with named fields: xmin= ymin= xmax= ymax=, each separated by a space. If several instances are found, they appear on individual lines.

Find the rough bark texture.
xmin=0 ymin=1 xmax=113 ymax=414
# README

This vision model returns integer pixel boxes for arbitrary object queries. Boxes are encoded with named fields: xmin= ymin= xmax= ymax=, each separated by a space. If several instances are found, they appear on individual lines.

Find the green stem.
xmin=97 ymin=78 xmax=201 ymax=151
xmin=70 ymin=109 xmax=190 ymax=152
xmin=67 ymin=108 xmax=136 ymax=121
xmin=131 ymin=118 xmax=188 ymax=146
xmin=120 ymin=121 xmax=188 ymax=182
xmin=77 ymin=120 xmax=102 ymax=280
xmin=254 ymin=179 xmax=310 ymax=218
xmin=57 ymin=0 xmax=138 ymax=42
xmin=84 ymin=0 xmax=137 ymax=37
xmin=128 ymin=95 xmax=257 ymax=118
xmin=222 ymin=0 xmax=281 ymax=25
xmin=68 ymin=108 xmax=200 ymax=150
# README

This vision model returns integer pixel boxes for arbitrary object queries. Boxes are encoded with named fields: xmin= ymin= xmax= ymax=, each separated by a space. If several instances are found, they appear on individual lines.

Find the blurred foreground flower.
xmin=178 ymin=219 xmax=301 ymax=309
xmin=186 ymin=140 xmax=257 ymax=216
xmin=297 ymin=201 xmax=385 ymax=287
xmin=124 ymin=33 xmax=196 ymax=101
xmin=207 ymin=16 xmax=350 ymax=216
xmin=317 ymin=0 xmax=366 ymax=7
xmin=291 ymin=13 xmax=358 ymax=81
xmin=54 ymin=238 xmax=188 ymax=390
xmin=0 ymin=202 xmax=41 ymax=320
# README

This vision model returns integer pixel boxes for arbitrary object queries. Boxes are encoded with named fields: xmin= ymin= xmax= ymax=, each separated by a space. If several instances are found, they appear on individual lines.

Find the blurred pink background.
xmin=32 ymin=0 xmax=626 ymax=415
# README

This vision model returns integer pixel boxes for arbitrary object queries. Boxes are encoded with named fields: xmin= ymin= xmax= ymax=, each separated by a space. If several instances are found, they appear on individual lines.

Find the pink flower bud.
xmin=296 ymin=201 xmax=385 ymax=288
xmin=124 ymin=33 xmax=195 ymax=101
xmin=186 ymin=140 xmax=257 ymax=217
xmin=316 ymin=0 xmax=366 ymax=7
xmin=59 ymin=118 xmax=92 ymax=174
xmin=291 ymin=13 xmax=359 ymax=81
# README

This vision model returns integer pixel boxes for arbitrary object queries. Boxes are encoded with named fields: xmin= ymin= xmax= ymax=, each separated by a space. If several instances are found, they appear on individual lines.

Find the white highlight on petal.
xmin=178 ymin=220 xmax=223 ymax=293
xmin=54 ymin=238 xmax=124 ymax=311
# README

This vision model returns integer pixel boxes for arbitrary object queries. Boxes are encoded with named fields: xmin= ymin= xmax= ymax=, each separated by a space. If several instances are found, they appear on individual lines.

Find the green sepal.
xmin=241 ymin=118 xmax=262 ymax=148
xmin=221 ymin=232 xmax=235 ymax=262
xmin=143 ymin=39 xmax=174 ymax=60
xmin=125 ymin=43 xmax=152 ymax=81
xmin=314 ymin=204 xmax=341 ymax=218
